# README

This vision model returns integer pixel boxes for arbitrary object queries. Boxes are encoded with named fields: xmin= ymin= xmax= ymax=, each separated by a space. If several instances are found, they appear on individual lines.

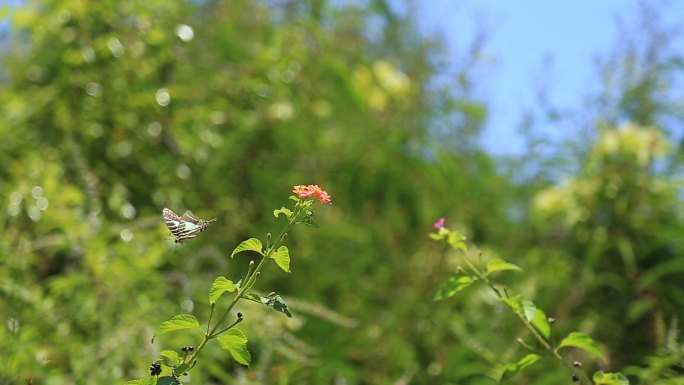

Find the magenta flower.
xmin=433 ymin=217 xmax=445 ymax=230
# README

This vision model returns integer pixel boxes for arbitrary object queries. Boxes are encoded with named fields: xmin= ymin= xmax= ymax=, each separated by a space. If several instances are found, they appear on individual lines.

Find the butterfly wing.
xmin=163 ymin=207 xmax=201 ymax=243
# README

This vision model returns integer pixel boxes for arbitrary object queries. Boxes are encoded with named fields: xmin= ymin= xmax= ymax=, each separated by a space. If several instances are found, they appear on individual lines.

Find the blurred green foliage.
xmin=0 ymin=0 xmax=683 ymax=384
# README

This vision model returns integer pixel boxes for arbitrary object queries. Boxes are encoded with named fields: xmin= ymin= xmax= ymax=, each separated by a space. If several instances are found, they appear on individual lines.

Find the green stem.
xmin=184 ymin=204 xmax=304 ymax=367
xmin=459 ymin=251 xmax=591 ymax=385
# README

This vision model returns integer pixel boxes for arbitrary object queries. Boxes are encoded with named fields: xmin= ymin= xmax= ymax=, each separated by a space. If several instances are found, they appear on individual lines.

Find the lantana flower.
xmin=293 ymin=184 xmax=333 ymax=204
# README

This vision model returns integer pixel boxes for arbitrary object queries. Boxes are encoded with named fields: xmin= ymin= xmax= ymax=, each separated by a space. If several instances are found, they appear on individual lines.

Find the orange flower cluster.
xmin=292 ymin=184 xmax=332 ymax=204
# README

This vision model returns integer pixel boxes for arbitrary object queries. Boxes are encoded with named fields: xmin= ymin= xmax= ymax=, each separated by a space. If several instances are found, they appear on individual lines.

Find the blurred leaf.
xmin=531 ymin=307 xmax=551 ymax=340
xmin=217 ymin=329 xmax=251 ymax=366
xmin=298 ymin=215 xmax=319 ymax=228
xmin=273 ymin=207 xmax=293 ymax=219
xmin=157 ymin=376 xmax=182 ymax=385
xmin=271 ymin=246 xmax=291 ymax=273
xmin=592 ymin=371 xmax=629 ymax=385
xmin=209 ymin=276 xmax=236 ymax=304
xmin=123 ymin=380 xmax=149 ymax=385
xmin=172 ymin=363 xmax=191 ymax=376
xmin=230 ymin=238 xmax=264 ymax=259
xmin=502 ymin=295 xmax=537 ymax=322
xmin=500 ymin=353 xmax=542 ymax=383
xmin=241 ymin=293 xmax=262 ymax=303
xmin=485 ymin=258 xmax=522 ymax=275
xmin=447 ymin=231 xmax=468 ymax=253
xmin=435 ymin=275 xmax=475 ymax=300
xmin=557 ymin=332 xmax=605 ymax=360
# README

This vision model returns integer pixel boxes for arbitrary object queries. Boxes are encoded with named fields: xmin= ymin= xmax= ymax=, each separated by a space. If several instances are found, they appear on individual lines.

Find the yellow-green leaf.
xmin=485 ymin=258 xmax=522 ymax=275
xmin=271 ymin=245 xmax=291 ymax=273
xmin=230 ymin=238 xmax=263 ymax=258
xmin=557 ymin=332 xmax=605 ymax=360
xmin=154 ymin=314 xmax=201 ymax=338
xmin=217 ymin=329 xmax=251 ymax=366
xmin=209 ymin=276 xmax=236 ymax=304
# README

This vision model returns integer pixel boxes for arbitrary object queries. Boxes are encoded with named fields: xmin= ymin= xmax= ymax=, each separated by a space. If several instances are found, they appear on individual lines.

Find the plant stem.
xmin=184 ymin=204 xmax=303 ymax=367
xmin=459 ymin=251 xmax=591 ymax=385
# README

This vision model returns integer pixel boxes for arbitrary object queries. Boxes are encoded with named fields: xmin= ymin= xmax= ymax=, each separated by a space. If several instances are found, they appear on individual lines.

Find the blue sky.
xmin=408 ymin=1 xmax=684 ymax=155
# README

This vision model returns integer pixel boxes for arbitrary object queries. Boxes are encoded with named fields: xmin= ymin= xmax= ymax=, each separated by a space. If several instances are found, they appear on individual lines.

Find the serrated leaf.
xmin=434 ymin=275 xmax=475 ymax=300
xmin=157 ymin=376 xmax=182 ymax=385
xmin=160 ymin=350 xmax=181 ymax=366
xmin=271 ymin=246 xmax=291 ymax=273
xmin=502 ymin=295 xmax=537 ymax=322
xmin=485 ymin=258 xmax=522 ymax=275
xmin=592 ymin=371 xmax=629 ymax=385
xmin=123 ymin=380 xmax=149 ymax=385
xmin=230 ymin=238 xmax=264 ymax=259
xmin=500 ymin=354 xmax=541 ymax=383
xmin=154 ymin=314 xmax=200 ymax=339
xmin=209 ymin=276 xmax=236 ymax=304
xmin=557 ymin=332 xmax=605 ymax=360
xmin=217 ymin=329 xmax=251 ymax=366
xmin=241 ymin=293 xmax=262 ymax=303
xmin=273 ymin=207 xmax=293 ymax=219
xmin=262 ymin=293 xmax=293 ymax=317
xmin=531 ymin=307 xmax=550 ymax=339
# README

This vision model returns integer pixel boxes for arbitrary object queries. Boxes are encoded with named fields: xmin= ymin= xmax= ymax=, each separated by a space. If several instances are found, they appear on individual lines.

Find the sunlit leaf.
xmin=557 ymin=332 xmax=605 ymax=360
xmin=153 ymin=314 xmax=201 ymax=340
xmin=502 ymin=295 xmax=537 ymax=322
xmin=230 ymin=238 xmax=264 ymax=258
xmin=485 ymin=258 xmax=522 ymax=275
xmin=209 ymin=276 xmax=236 ymax=304
xmin=592 ymin=371 xmax=629 ymax=385
xmin=160 ymin=350 xmax=181 ymax=366
xmin=500 ymin=354 xmax=541 ymax=383
xmin=271 ymin=246 xmax=291 ymax=273
xmin=273 ymin=207 xmax=293 ymax=219
xmin=217 ymin=329 xmax=251 ymax=366
xmin=434 ymin=275 xmax=475 ymax=300
xmin=531 ymin=307 xmax=550 ymax=339
xmin=241 ymin=293 xmax=262 ymax=303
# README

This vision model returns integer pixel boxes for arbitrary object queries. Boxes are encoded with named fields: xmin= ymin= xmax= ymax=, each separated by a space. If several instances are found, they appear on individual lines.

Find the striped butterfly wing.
xmin=182 ymin=211 xmax=217 ymax=232
xmin=163 ymin=207 xmax=203 ymax=243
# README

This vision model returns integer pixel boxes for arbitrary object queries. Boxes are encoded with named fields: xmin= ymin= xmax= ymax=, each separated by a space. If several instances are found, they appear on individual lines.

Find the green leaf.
xmin=160 ymin=350 xmax=181 ymax=366
xmin=592 ymin=371 xmax=629 ymax=385
xmin=230 ymin=238 xmax=264 ymax=259
xmin=298 ymin=214 xmax=319 ymax=227
xmin=154 ymin=314 xmax=201 ymax=340
xmin=241 ymin=293 xmax=262 ymax=303
xmin=485 ymin=258 xmax=522 ymax=275
xmin=557 ymin=332 xmax=605 ymax=360
xmin=262 ymin=293 xmax=293 ymax=318
xmin=502 ymin=295 xmax=537 ymax=322
xmin=123 ymin=380 xmax=149 ymax=385
xmin=434 ymin=275 xmax=475 ymax=300
xmin=173 ymin=363 xmax=191 ymax=376
xmin=273 ymin=207 xmax=293 ymax=219
xmin=271 ymin=246 xmax=291 ymax=273
xmin=500 ymin=354 xmax=541 ymax=383
xmin=209 ymin=276 xmax=236 ymax=304
xmin=447 ymin=231 xmax=468 ymax=253
xmin=157 ymin=376 xmax=182 ymax=385
xmin=531 ymin=307 xmax=551 ymax=339
xmin=217 ymin=329 xmax=251 ymax=366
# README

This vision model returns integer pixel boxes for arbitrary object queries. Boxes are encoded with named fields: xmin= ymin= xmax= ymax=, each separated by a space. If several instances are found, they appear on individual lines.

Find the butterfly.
xmin=162 ymin=207 xmax=217 ymax=243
